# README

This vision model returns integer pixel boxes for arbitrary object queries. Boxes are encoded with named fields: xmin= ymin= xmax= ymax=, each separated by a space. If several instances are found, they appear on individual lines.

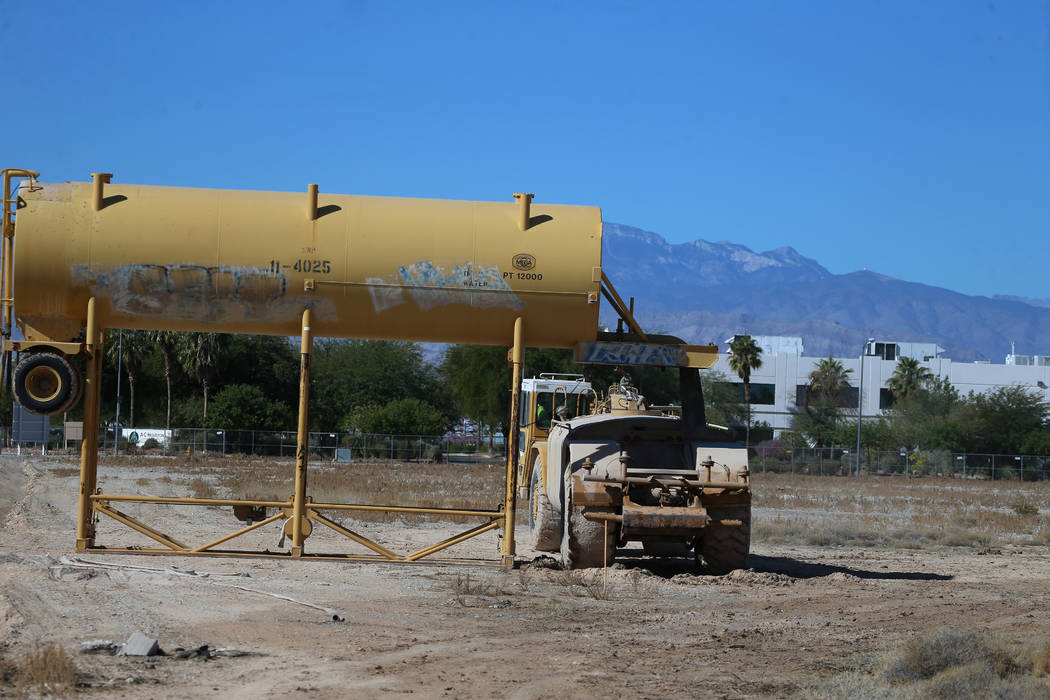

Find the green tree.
xmin=789 ymin=357 xmax=854 ymax=447
xmin=701 ymin=370 xmax=744 ymax=430
xmin=441 ymin=345 xmax=510 ymax=446
xmin=808 ymin=357 xmax=852 ymax=405
xmin=207 ymin=383 xmax=292 ymax=430
xmin=105 ymin=330 xmax=151 ymax=427
xmin=790 ymin=402 xmax=840 ymax=447
xmin=727 ymin=335 xmax=763 ymax=448
xmin=177 ymin=333 xmax=225 ymax=421
xmin=886 ymin=357 xmax=933 ymax=403
xmin=224 ymin=335 xmax=299 ymax=409
xmin=344 ymin=398 xmax=448 ymax=436
xmin=311 ymin=340 xmax=448 ymax=431
xmin=145 ymin=330 xmax=180 ymax=432
xmin=961 ymin=385 xmax=1048 ymax=455
xmin=884 ymin=375 xmax=962 ymax=451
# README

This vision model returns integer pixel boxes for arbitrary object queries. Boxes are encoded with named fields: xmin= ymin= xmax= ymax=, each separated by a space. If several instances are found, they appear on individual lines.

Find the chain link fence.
xmin=90 ymin=427 xmax=500 ymax=463
xmin=749 ymin=446 xmax=1050 ymax=481
xmin=14 ymin=422 xmax=1050 ymax=480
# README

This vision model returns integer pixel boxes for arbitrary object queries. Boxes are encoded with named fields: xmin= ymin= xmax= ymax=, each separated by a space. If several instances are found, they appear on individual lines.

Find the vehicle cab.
xmin=518 ymin=373 xmax=594 ymax=496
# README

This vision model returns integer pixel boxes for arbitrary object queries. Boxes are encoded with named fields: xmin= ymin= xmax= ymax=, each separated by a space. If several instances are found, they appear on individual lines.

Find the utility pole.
xmin=855 ymin=338 xmax=874 ymax=476
xmin=114 ymin=330 xmax=122 ymax=456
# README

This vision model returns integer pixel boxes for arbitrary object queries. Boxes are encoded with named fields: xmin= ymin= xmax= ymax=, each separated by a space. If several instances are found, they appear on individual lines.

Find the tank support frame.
xmin=73 ymin=299 xmax=525 ymax=566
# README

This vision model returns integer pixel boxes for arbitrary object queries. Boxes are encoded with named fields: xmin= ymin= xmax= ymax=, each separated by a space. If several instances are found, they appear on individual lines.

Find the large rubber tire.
xmin=696 ymin=506 xmax=751 ymax=575
xmin=529 ymin=457 xmax=561 ymax=552
xmin=560 ymin=488 xmax=618 ymax=569
xmin=13 ymin=352 xmax=80 ymax=416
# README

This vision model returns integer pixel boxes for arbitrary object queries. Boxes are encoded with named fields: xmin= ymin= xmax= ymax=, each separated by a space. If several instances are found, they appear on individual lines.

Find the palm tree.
xmin=887 ymin=357 xmax=933 ymax=403
xmin=178 ymin=332 xmax=223 ymax=421
xmin=808 ymin=357 xmax=853 ymax=406
xmin=728 ymin=334 xmax=763 ymax=448
xmin=105 ymin=330 xmax=150 ymax=427
xmin=147 ymin=330 xmax=180 ymax=432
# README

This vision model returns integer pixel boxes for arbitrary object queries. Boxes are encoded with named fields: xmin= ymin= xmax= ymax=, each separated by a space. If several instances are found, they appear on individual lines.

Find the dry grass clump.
xmin=187 ymin=477 xmax=218 ymax=499
xmin=449 ymin=573 xmax=505 ymax=597
xmin=6 ymin=643 xmax=78 ymax=696
xmin=753 ymin=473 xmax=1050 ymax=549
xmin=810 ymin=628 xmax=1050 ymax=699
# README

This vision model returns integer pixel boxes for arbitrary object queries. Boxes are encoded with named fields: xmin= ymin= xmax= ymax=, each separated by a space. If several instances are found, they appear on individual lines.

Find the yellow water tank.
xmin=14 ymin=178 xmax=603 ymax=348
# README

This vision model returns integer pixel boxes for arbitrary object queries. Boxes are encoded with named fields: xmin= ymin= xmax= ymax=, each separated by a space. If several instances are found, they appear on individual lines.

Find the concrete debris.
xmin=173 ymin=645 xmax=212 ymax=660
xmin=170 ymin=645 xmax=262 ymax=660
xmin=119 ymin=631 xmax=164 ymax=657
xmin=78 ymin=639 xmax=119 ymax=655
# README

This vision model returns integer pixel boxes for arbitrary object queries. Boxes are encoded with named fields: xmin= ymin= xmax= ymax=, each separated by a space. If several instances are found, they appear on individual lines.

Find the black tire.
xmin=696 ymin=506 xmax=751 ymax=575
xmin=529 ymin=457 xmax=561 ymax=552
xmin=13 ymin=352 xmax=80 ymax=416
xmin=560 ymin=486 xmax=618 ymax=569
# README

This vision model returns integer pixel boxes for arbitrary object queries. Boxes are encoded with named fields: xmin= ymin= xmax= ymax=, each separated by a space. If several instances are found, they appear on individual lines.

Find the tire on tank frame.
xmin=13 ymin=351 xmax=81 ymax=416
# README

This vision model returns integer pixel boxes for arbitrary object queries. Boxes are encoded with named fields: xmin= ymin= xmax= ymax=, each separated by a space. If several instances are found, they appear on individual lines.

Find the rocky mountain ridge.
xmin=600 ymin=223 xmax=1050 ymax=362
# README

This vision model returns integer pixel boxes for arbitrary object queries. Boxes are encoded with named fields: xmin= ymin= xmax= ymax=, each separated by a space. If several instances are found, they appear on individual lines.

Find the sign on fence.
xmin=13 ymin=404 xmax=50 ymax=444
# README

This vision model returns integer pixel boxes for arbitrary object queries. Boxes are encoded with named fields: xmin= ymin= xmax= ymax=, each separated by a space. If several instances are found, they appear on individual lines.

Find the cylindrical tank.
xmin=14 ymin=179 xmax=603 ymax=348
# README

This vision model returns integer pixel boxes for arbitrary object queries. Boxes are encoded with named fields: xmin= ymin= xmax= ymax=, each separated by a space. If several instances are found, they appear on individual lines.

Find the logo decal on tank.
xmin=511 ymin=253 xmax=536 ymax=271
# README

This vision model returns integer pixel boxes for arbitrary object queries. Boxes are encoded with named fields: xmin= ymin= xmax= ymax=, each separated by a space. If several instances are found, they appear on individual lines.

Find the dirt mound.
xmin=671 ymin=568 xmax=796 ymax=587
xmin=824 ymin=571 xmax=862 ymax=584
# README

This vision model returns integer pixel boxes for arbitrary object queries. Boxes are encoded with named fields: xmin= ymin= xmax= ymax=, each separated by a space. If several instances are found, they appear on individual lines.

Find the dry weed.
xmin=13 ymin=643 xmax=77 ymax=696
xmin=187 ymin=478 xmax=217 ymax=499
xmin=809 ymin=628 xmax=1050 ymax=700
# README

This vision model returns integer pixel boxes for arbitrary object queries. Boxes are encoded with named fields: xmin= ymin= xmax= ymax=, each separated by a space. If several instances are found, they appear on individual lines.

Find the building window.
xmin=872 ymin=343 xmax=897 ymax=361
xmin=796 ymin=385 xmax=858 ymax=408
xmin=726 ymin=382 xmax=775 ymax=405
xmin=879 ymin=388 xmax=895 ymax=409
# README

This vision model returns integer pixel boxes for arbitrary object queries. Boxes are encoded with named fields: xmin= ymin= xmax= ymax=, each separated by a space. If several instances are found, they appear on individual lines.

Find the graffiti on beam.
xmin=366 ymin=261 xmax=524 ymax=313
xmin=575 ymin=341 xmax=690 ymax=368
xmin=73 ymin=264 xmax=336 ymax=324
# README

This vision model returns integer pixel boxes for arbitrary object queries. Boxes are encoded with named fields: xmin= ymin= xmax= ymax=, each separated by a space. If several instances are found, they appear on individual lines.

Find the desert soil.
xmin=2 ymin=454 xmax=1049 ymax=698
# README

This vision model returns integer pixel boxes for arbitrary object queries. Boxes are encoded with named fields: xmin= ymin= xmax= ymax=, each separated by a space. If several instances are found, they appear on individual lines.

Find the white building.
xmin=716 ymin=337 xmax=1050 ymax=437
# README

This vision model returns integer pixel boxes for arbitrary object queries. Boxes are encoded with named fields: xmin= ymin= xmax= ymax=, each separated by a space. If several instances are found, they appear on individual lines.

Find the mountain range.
xmin=600 ymin=223 xmax=1050 ymax=362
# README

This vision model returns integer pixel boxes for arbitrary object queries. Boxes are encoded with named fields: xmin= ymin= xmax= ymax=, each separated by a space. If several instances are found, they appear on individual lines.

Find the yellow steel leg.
xmin=76 ymin=298 xmax=101 ymax=550
xmin=500 ymin=316 xmax=525 ymax=564
xmin=290 ymin=308 xmax=313 ymax=557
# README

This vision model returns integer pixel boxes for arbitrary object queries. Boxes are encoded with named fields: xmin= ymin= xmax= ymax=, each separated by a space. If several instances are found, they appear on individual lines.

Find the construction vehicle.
xmin=519 ymin=352 xmax=750 ymax=570
xmin=0 ymin=168 xmax=748 ymax=569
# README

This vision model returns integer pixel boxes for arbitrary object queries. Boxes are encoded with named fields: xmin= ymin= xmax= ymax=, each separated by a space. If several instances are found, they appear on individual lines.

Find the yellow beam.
xmin=94 ymin=503 xmax=188 ymax=551
xmin=308 ymin=502 xmax=501 ymax=517
xmin=291 ymin=308 xmax=313 ymax=556
xmin=76 ymin=298 xmax=101 ymax=550
xmin=500 ymin=316 xmax=524 ymax=563
xmin=405 ymin=520 xmax=503 ymax=562
xmin=309 ymin=511 xmax=401 ymax=560
xmin=190 ymin=512 xmax=286 ymax=553
xmin=90 ymin=494 xmax=288 ymax=508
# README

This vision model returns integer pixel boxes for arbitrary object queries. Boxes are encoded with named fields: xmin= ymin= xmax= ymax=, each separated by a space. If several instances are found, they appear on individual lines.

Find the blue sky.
xmin=3 ymin=1 xmax=1048 ymax=299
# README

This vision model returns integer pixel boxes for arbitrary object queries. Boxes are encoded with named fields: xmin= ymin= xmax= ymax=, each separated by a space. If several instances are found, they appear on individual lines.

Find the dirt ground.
xmin=2 ymin=454 xmax=1050 ymax=698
